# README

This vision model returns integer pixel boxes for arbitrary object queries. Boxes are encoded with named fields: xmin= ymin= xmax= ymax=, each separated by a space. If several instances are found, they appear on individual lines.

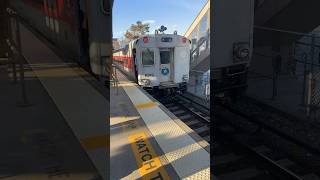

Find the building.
xmin=184 ymin=0 xmax=210 ymax=100
xmin=112 ymin=38 xmax=120 ymax=50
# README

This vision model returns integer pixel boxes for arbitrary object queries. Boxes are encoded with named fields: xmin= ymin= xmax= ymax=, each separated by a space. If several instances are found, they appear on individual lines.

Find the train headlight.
xmin=141 ymin=79 xmax=151 ymax=85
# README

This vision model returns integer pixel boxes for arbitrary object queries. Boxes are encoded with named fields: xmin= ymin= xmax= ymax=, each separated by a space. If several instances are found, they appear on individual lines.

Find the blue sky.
xmin=112 ymin=0 xmax=208 ymax=39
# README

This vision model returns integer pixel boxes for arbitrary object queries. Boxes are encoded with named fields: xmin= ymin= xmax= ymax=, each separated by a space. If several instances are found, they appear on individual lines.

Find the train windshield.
xmin=160 ymin=51 xmax=171 ymax=64
xmin=142 ymin=49 xmax=154 ymax=65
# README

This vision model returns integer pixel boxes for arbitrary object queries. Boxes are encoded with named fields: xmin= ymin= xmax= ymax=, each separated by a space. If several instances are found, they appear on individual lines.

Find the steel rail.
xmin=176 ymin=94 xmax=302 ymax=179
xmin=216 ymin=101 xmax=320 ymax=157
xmin=178 ymin=94 xmax=210 ymax=111
xmin=214 ymin=123 xmax=302 ymax=180
xmin=174 ymin=97 xmax=210 ymax=124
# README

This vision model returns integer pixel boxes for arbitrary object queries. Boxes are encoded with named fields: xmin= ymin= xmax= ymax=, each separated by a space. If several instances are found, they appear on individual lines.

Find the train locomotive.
xmin=113 ymin=31 xmax=191 ymax=94
xmin=211 ymin=0 xmax=254 ymax=99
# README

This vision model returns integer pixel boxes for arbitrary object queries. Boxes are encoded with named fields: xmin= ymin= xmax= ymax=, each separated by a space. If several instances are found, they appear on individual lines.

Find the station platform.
xmin=0 ymin=22 xmax=108 ymax=179
xmin=110 ymin=69 xmax=210 ymax=179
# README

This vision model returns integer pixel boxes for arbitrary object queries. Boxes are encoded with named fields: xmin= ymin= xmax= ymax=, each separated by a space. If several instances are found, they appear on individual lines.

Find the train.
xmin=113 ymin=31 xmax=191 ymax=94
xmin=211 ymin=0 xmax=254 ymax=99
xmin=183 ymin=0 xmax=254 ymax=101
xmin=8 ymin=0 xmax=112 ymax=80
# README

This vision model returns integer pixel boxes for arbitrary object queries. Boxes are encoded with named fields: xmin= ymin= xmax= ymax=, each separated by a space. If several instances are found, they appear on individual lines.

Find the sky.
xmin=112 ymin=0 xmax=208 ymax=39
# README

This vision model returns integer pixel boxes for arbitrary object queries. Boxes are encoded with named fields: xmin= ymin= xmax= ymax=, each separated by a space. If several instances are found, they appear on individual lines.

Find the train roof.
xmin=137 ymin=33 xmax=185 ymax=38
xmin=113 ymin=33 xmax=189 ymax=52
xmin=132 ymin=33 xmax=186 ymax=42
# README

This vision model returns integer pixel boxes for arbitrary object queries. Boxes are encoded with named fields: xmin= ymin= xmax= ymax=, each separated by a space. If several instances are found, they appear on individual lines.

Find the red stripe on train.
xmin=23 ymin=0 xmax=76 ymax=30
xmin=113 ymin=56 xmax=134 ymax=69
xmin=113 ymin=55 xmax=132 ymax=60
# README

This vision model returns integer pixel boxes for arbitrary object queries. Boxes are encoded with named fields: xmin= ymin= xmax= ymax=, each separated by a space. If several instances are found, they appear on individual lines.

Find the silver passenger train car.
xmin=113 ymin=32 xmax=191 ymax=93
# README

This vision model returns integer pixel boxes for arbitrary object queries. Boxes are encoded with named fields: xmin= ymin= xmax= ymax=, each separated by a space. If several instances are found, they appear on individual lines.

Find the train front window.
xmin=142 ymin=50 xmax=154 ymax=65
xmin=160 ymin=51 xmax=170 ymax=64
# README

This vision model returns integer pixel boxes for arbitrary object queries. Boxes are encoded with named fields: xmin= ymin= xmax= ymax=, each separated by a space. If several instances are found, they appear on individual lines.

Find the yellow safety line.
xmin=128 ymin=132 xmax=170 ymax=180
xmin=135 ymin=102 xmax=158 ymax=109
xmin=80 ymin=135 xmax=108 ymax=150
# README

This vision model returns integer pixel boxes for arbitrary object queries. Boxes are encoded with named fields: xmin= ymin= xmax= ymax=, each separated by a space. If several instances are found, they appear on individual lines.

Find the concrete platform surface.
xmin=0 ymin=61 xmax=99 ymax=180
xmin=110 ymin=69 xmax=210 ymax=180
xmin=18 ymin=23 xmax=108 ymax=180
xmin=0 ymin=22 xmax=109 ymax=179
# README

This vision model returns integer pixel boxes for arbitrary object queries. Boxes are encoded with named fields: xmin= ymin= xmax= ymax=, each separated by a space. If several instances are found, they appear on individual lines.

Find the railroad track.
xmin=213 ymin=98 xmax=320 ymax=180
xmin=154 ymin=91 xmax=320 ymax=179
xmin=155 ymin=94 xmax=211 ymax=143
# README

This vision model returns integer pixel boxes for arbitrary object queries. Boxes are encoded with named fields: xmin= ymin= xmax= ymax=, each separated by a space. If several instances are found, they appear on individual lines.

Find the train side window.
xmin=142 ymin=50 xmax=154 ymax=66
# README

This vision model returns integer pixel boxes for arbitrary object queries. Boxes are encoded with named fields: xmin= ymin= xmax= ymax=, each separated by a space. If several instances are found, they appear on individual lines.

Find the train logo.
xmin=161 ymin=67 xmax=169 ymax=76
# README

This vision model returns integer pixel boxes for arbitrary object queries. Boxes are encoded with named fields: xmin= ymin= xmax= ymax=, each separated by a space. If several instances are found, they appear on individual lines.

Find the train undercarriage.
xmin=143 ymin=82 xmax=188 ymax=96
xmin=213 ymin=65 xmax=248 ymax=102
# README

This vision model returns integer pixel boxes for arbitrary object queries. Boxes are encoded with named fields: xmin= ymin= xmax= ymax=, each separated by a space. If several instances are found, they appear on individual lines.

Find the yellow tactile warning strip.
xmin=80 ymin=135 xmax=108 ymax=150
xmin=128 ymin=132 xmax=170 ymax=180
xmin=122 ymin=79 xmax=210 ymax=178
xmin=110 ymin=116 xmax=140 ymax=126
xmin=135 ymin=102 xmax=158 ymax=109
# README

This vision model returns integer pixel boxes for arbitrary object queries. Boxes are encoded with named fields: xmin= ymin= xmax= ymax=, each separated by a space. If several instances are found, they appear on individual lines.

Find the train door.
xmin=133 ymin=49 xmax=138 ymax=82
xmin=159 ymin=48 xmax=174 ymax=82
xmin=77 ymin=0 xmax=90 ymax=68
xmin=0 ymin=0 xmax=8 ymax=58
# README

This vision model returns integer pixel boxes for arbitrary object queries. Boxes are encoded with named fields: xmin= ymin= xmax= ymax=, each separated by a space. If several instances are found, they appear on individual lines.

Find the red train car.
xmin=9 ymin=0 xmax=112 ymax=77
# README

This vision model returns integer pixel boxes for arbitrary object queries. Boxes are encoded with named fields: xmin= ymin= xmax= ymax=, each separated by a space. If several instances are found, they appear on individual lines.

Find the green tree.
xmin=124 ymin=21 xmax=150 ymax=42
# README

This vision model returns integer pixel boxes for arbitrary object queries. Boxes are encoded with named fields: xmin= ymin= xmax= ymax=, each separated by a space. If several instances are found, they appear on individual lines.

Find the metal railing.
xmin=293 ymin=37 xmax=320 ymax=119
xmin=6 ymin=7 xmax=31 ymax=107
xmin=252 ymin=27 xmax=320 ymax=119
xmin=111 ymin=63 xmax=118 ymax=95
xmin=190 ymin=32 xmax=210 ymax=68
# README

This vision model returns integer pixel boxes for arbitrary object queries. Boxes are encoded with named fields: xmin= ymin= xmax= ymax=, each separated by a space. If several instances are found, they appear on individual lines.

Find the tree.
xmin=124 ymin=21 xmax=150 ymax=42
